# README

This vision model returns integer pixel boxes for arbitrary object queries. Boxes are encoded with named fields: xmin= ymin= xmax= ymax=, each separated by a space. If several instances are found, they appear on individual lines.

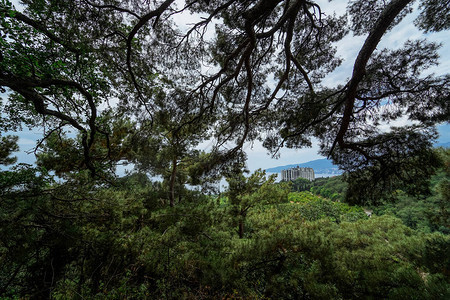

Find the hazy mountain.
xmin=435 ymin=141 xmax=450 ymax=148
xmin=266 ymin=142 xmax=449 ymax=175
xmin=266 ymin=158 xmax=342 ymax=175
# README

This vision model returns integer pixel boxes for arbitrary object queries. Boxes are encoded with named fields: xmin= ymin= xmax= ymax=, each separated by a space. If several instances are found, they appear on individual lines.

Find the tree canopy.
xmin=0 ymin=0 xmax=448 ymax=193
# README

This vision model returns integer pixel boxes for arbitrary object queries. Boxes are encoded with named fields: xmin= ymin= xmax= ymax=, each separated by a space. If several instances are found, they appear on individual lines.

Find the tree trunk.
xmin=238 ymin=220 xmax=244 ymax=239
xmin=238 ymin=210 xmax=246 ymax=238
xmin=169 ymin=157 xmax=177 ymax=207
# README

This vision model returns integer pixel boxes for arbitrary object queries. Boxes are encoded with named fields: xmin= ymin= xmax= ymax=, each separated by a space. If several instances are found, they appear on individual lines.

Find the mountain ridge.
xmin=266 ymin=143 xmax=449 ymax=175
xmin=266 ymin=158 xmax=342 ymax=175
xmin=435 ymin=141 xmax=450 ymax=148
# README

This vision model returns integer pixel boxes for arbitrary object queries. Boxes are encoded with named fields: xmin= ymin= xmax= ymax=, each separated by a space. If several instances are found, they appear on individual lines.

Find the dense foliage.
xmin=304 ymin=148 xmax=449 ymax=234
xmin=1 ymin=142 xmax=450 ymax=298
xmin=374 ymin=148 xmax=450 ymax=234
xmin=291 ymin=175 xmax=348 ymax=202
xmin=0 ymin=0 xmax=449 ymax=298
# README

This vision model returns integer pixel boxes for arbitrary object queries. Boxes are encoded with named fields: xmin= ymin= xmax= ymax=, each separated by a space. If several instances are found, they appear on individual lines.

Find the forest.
xmin=0 ymin=0 xmax=449 ymax=298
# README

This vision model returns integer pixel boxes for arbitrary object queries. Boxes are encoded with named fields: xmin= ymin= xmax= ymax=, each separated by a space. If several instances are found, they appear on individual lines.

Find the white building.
xmin=281 ymin=167 xmax=315 ymax=181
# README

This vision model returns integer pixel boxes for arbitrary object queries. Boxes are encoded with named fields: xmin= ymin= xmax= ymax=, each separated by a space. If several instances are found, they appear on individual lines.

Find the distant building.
xmin=281 ymin=166 xmax=315 ymax=181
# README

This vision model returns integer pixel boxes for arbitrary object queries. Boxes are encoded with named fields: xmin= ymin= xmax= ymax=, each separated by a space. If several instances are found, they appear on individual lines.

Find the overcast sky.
xmin=3 ymin=0 xmax=449 ymax=173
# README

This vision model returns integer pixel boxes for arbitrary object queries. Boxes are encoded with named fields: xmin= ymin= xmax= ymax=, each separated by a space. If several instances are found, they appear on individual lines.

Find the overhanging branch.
xmin=330 ymin=0 xmax=414 ymax=156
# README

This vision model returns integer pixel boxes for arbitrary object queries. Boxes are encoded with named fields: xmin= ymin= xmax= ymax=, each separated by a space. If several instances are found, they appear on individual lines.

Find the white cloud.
xmin=376 ymin=115 xmax=418 ymax=133
xmin=244 ymin=140 xmax=322 ymax=172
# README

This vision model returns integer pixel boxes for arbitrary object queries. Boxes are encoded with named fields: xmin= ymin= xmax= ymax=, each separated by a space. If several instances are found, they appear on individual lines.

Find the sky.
xmin=2 ymin=0 xmax=449 ymax=173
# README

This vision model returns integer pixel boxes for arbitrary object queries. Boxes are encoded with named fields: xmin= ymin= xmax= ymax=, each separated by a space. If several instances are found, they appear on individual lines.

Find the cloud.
xmin=244 ymin=140 xmax=322 ymax=172
xmin=376 ymin=115 xmax=418 ymax=133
